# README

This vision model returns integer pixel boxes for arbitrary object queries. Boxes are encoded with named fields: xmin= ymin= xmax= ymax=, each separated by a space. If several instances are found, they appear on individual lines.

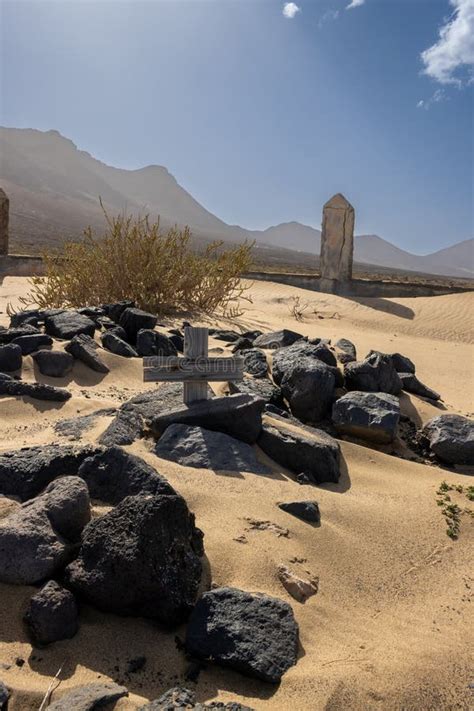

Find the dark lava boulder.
xmin=136 ymin=329 xmax=178 ymax=357
xmin=209 ymin=329 xmax=241 ymax=342
xmin=278 ymin=500 xmax=320 ymax=523
xmin=389 ymin=352 xmax=415 ymax=374
xmin=0 ymin=378 xmax=71 ymax=402
xmin=155 ymin=424 xmax=269 ymax=474
xmin=254 ymin=329 xmax=303 ymax=350
xmin=399 ymin=373 xmax=440 ymax=401
xmin=272 ymin=340 xmax=337 ymax=386
xmin=241 ymin=348 xmax=268 ymax=378
xmin=24 ymin=580 xmax=79 ymax=646
xmin=12 ymin=333 xmax=53 ymax=355
xmin=101 ymin=331 xmax=138 ymax=357
xmin=33 ymin=350 xmax=74 ymax=378
xmin=121 ymin=382 xmax=211 ymax=423
xmin=65 ymin=494 xmax=203 ymax=625
xmin=344 ymin=352 xmax=402 ymax=395
xmin=150 ymin=394 xmax=265 ymax=444
xmin=229 ymin=378 xmax=284 ymax=408
xmin=230 ymin=336 xmax=255 ymax=353
xmin=44 ymin=311 xmax=96 ymax=340
xmin=185 ymin=587 xmax=299 ymax=683
xmin=9 ymin=308 xmax=43 ymax=328
xmin=332 ymin=391 xmax=400 ymax=443
xmin=98 ymin=409 xmax=143 ymax=446
xmin=280 ymin=360 xmax=336 ymax=423
xmin=422 ymin=414 xmax=474 ymax=465
xmin=139 ymin=687 xmax=254 ymax=710
xmin=103 ymin=299 xmax=135 ymax=323
xmin=119 ymin=307 xmax=157 ymax=343
xmin=47 ymin=683 xmax=128 ymax=711
xmin=335 ymin=338 xmax=357 ymax=364
xmin=0 ymin=324 xmax=40 ymax=344
xmin=258 ymin=420 xmax=340 ymax=484
xmin=0 ymin=476 xmax=91 ymax=584
xmin=0 ymin=343 xmax=22 ymax=372
xmin=78 ymin=446 xmax=175 ymax=504
xmin=65 ymin=334 xmax=109 ymax=374
xmin=0 ymin=444 xmax=98 ymax=501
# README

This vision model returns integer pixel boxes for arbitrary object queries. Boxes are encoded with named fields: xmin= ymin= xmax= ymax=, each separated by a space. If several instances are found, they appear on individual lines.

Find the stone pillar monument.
xmin=0 ymin=188 xmax=9 ymax=255
xmin=319 ymin=193 xmax=354 ymax=293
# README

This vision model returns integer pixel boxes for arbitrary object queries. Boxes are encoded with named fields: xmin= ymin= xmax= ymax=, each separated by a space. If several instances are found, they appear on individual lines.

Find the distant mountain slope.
xmin=0 ymin=126 xmax=472 ymax=278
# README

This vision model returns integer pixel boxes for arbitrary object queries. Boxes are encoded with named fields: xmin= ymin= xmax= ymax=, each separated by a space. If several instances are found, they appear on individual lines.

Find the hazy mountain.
xmin=0 ymin=126 xmax=472 ymax=278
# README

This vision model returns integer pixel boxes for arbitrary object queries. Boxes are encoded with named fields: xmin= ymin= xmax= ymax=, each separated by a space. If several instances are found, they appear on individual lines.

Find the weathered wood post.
xmin=143 ymin=325 xmax=244 ymax=405
xmin=183 ymin=326 xmax=208 ymax=405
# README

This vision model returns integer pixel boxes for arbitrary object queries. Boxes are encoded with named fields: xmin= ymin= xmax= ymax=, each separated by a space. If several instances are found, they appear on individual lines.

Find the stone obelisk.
xmin=319 ymin=193 xmax=354 ymax=293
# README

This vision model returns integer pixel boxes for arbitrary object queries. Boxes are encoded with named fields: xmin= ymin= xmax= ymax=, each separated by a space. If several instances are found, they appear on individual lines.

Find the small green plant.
xmin=14 ymin=206 xmax=254 ymax=316
xmin=435 ymin=481 xmax=473 ymax=539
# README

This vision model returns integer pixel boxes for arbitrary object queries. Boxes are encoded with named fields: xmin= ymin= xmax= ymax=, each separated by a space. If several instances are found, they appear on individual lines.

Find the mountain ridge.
xmin=0 ymin=126 xmax=472 ymax=278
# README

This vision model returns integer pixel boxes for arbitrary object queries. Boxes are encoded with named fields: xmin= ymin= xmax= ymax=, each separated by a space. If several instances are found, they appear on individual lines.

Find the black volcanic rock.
xmin=12 ymin=333 xmax=53 ymax=355
xmin=136 ymin=329 xmax=178 ymax=357
xmin=332 ymin=391 xmax=400 ymax=443
xmin=344 ymin=352 xmax=402 ymax=395
xmin=253 ymin=329 xmax=303 ymax=349
xmin=101 ymin=331 xmax=138 ymax=357
xmin=119 ymin=307 xmax=157 ymax=343
xmin=0 ymin=443 xmax=98 ymax=501
xmin=78 ymin=446 xmax=175 ymax=504
xmin=258 ymin=421 xmax=340 ymax=484
xmin=278 ymin=500 xmax=320 ymax=523
xmin=185 ymin=587 xmax=299 ymax=683
xmin=0 ymin=378 xmax=72 ymax=402
xmin=422 ymin=414 xmax=474 ymax=465
xmin=155 ymin=424 xmax=269 ymax=474
xmin=150 ymin=394 xmax=265 ymax=444
xmin=65 ymin=334 xmax=109 ymax=373
xmin=24 ymin=580 xmax=79 ymax=646
xmin=0 ymin=343 xmax=22 ymax=372
xmin=65 ymin=494 xmax=203 ymax=625
xmin=33 ymin=349 xmax=74 ymax=377
xmin=399 ymin=373 xmax=440 ymax=401
xmin=44 ymin=311 xmax=96 ymax=340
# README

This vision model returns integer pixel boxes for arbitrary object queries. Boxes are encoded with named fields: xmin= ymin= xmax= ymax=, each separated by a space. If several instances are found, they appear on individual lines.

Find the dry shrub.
xmin=21 ymin=210 xmax=254 ymax=315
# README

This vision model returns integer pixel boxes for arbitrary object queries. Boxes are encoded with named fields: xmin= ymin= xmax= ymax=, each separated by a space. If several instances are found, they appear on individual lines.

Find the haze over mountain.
xmin=1 ymin=127 xmax=472 ymax=279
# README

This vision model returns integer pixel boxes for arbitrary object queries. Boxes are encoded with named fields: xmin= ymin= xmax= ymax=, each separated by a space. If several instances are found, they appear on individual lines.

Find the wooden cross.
xmin=143 ymin=326 xmax=244 ymax=405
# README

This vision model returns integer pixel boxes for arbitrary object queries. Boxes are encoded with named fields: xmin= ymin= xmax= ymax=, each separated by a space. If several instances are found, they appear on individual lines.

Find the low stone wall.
xmin=243 ymin=271 xmax=473 ymax=298
xmin=0 ymin=255 xmax=46 ymax=278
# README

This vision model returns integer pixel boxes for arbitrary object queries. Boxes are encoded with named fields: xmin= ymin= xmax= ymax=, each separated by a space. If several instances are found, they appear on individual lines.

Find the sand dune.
xmin=0 ymin=277 xmax=473 ymax=710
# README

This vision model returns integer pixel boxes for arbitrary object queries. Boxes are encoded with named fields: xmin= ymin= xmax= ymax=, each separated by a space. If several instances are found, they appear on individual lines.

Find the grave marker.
xmin=143 ymin=325 xmax=244 ymax=405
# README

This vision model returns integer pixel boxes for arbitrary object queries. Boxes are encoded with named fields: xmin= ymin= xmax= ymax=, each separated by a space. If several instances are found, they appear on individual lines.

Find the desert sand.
xmin=0 ymin=276 xmax=473 ymax=711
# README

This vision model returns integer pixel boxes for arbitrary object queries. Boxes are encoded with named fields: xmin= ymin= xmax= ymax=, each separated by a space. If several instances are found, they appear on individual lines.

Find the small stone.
xmin=278 ymin=501 xmax=320 ymax=523
xmin=24 ymin=580 xmax=79 ymax=646
xmin=33 ymin=350 xmax=74 ymax=378
xmin=0 ymin=343 xmax=22 ymax=372
xmin=47 ymin=683 xmax=128 ymax=711
xmin=254 ymin=329 xmax=303 ymax=349
xmin=277 ymin=565 xmax=318 ymax=603
xmin=119 ymin=307 xmax=157 ymax=343
xmin=11 ymin=334 xmax=53 ymax=355
xmin=101 ymin=331 xmax=138 ymax=358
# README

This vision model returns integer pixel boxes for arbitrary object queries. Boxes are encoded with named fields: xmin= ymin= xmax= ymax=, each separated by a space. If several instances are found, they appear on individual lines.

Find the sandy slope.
xmin=0 ymin=277 xmax=473 ymax=711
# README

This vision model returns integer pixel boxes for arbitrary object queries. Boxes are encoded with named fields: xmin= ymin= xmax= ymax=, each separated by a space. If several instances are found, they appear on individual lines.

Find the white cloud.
xmin=318 ymin=9 xmax=340 ymax=28
xmin=421 ymin=0 xmax=474 ymax=85
xmin=416 ymin=89 xmax=446 ymax=110
xmin=346 ymin=0 xmax=365 ymax=9
xmin=283 ymin=2 xmax=300 ymax=19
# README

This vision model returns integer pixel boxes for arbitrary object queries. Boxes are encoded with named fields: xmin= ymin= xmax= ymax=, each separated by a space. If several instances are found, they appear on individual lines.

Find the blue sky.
xmin=1 ymin=0 xmax=473 ymax=253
